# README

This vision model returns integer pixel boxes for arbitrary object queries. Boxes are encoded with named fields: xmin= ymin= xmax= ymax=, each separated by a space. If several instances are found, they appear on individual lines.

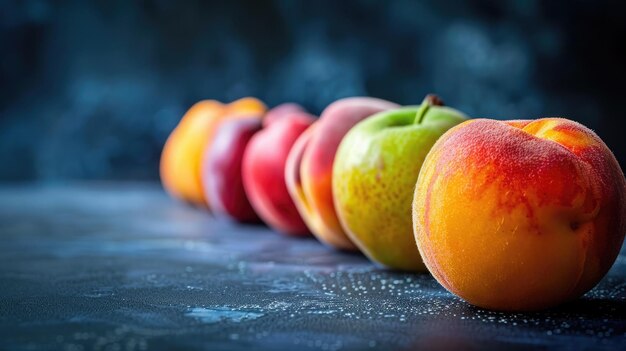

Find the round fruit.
xmin=414 ymin=118 xmax=626 ymax=311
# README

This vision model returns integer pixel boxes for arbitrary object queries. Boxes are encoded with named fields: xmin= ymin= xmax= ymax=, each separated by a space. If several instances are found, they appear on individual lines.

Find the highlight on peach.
xmin=161 ymin=95 xmax=626 ymax=312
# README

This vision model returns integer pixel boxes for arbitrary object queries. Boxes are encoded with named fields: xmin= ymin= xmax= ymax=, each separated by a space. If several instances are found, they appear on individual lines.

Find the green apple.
xmin=332 ymin=95 xmax=468 ymax=271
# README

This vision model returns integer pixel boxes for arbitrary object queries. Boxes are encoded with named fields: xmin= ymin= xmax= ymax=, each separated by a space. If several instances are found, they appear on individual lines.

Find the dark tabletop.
xmin=0 ymin=183 xmax=624 ymax=351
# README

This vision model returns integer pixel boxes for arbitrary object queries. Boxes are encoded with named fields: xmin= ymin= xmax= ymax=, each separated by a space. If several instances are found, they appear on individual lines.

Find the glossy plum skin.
xmin=202 ymin=117 xmax=263 ymax=223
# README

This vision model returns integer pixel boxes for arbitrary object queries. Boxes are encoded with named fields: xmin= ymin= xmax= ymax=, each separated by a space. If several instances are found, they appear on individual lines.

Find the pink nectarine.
xmin=285 ymin=97 xmax=400 ymax=250
xmin=242 ymin=105 xmax=315 ymax=235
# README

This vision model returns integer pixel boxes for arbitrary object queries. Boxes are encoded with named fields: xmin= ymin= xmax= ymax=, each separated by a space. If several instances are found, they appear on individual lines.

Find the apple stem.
xmin=415 ymin=94 xmax=444 ymax=124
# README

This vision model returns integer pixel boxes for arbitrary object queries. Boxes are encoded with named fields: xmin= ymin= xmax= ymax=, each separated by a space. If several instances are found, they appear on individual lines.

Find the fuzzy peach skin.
xmin=160 ymin=98 xmax=266 ymax=207
xmin=413 ymin=118 xmax=626 ymax=311
xmin=285 ymin=98 xmax=400 ymax=250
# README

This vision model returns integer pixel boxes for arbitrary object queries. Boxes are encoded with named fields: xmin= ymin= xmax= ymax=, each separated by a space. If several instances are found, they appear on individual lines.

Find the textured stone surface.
xmin=0 ymin=183 xmax=624 ymax=350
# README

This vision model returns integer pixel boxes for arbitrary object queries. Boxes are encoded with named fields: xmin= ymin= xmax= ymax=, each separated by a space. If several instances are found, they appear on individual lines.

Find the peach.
xmin=414 ymin=118 xmax=626 ymax=311
xmin=242 ymin=105 xmax=316 ymax=235
xmin=160 ymin=98 xmax=266 ymax=207
xmin=285 ymin=97 xmax=399 ymax=250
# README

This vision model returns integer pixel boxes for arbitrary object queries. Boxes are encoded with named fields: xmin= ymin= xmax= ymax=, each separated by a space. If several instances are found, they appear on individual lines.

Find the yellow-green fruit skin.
xmin=332 ymin=103 xmax=467 ymax=271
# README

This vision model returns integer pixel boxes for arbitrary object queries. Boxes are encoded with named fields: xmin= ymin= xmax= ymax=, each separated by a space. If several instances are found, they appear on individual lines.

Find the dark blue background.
xmin=1 ymin=0 xmax=625 ymax=181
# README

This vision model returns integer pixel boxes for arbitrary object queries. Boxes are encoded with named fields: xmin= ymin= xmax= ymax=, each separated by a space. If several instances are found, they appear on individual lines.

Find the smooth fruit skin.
xmin=202 ymin=117 xmax=262 ymax=223
xmin=242 ymin=107 xmax=315 ymax=235
xmin=333 ymin=96 xmax=467 ymax=270
xmin=286 ymin=97 xmax=399 ymax=251
xmin=160 ymin=98 xmax=266 ymax=207
xmin=414 ymin=118 xmax=626 ymax=311
xmin=262 ymin=103 xmax=305 ymax=127
xmin=160 ymin=100 xmax=223 ymax=207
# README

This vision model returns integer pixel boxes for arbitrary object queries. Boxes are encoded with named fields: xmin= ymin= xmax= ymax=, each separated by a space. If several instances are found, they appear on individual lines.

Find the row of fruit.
xmin=160 ymin=95 xmax=626 ymax=312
